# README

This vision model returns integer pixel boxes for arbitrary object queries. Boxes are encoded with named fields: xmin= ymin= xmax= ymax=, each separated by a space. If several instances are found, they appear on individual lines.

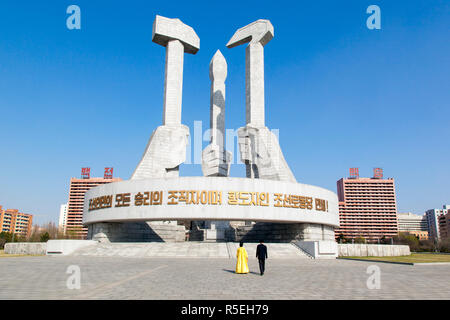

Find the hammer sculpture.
xmin=202 ymin=50 xmax=232 ymax=177
xmin=131 ymin=15 xmax=199 ymax=179
xmin=227 ymin=20 xmax=296 ymax=182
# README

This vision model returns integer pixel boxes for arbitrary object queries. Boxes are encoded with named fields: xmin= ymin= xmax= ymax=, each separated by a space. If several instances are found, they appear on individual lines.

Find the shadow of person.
xmin=223 ymin=269 xmax=260 ymax=276
xmin=222 ymin=269 xmax=235 ymax=274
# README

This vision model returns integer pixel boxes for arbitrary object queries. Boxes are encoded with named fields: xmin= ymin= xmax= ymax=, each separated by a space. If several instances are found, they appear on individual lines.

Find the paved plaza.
xmin=1 ymin=255 xmax=449 ymax=299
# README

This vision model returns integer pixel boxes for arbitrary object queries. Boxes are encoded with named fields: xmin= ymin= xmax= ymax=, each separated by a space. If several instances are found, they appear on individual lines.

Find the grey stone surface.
xmin=88 ymin=222 xmax=185 ymax=243
xmin=196 ymin=220 xmax=233 ymax=242
xmin=131 ymin=124 xmax=190 ymax=179
xmin=294 ymin=240 xmax=338 ymax=259
xmin=238 ymin=125 xmax=297 ymax=182
xmin=4 ymin=242 xmax=47 ymax=255
xmin=1 ymin=256 xmax=450 ymax=299
xmin=227 ymin=242 xmax=310 ymax=259
xmin=46 ymin=240 xmax=98 ymax=255
xmin=231 ymin=223 xmax=335 ymax=243
xmin=152 ymin=15 xmax=200 ymax=55
xmin=72 ymin=242 xmax=230 ymax=258
xmin=338 ymin=244 xmax=411 ymax=257
xmin=69 ymin=242 xmax=309 ymax=259
xmin=233 ymin=222 xmax=302 ymax=242
xmin=299 ymin=223 xmax=335 ymax=241
xmin=154 ymin=15 xmax=200 ymax=126
xmin=227 ymin=20 xmax=274 ymax=127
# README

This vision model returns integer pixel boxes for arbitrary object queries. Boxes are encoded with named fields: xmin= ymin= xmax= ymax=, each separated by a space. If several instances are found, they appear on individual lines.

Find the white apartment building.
xmin=425 ymin=205 xmax=450 ymax=240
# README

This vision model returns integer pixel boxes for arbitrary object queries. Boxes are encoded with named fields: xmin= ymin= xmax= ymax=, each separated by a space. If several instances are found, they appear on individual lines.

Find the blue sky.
xmin=0 ymin=1 xmax=448 ymax=224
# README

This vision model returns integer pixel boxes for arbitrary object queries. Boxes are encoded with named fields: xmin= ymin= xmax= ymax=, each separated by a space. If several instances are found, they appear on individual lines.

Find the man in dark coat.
xmin=256 ymin=240 xmax=268 ymax=276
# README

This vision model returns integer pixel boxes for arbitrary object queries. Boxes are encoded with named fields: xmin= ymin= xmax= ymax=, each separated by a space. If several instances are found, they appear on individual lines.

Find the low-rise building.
xmin=0 ymin=205 xmax=33 ymax=238
xmin=397 ymin=212 xmax=428 ymax=239
xmin=401 ymin=230 xmax=429 ymax=240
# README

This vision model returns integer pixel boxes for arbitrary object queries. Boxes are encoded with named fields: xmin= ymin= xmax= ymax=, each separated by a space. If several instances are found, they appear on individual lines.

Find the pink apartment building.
xmin=66 ymin=168 xmax=121 ymax=238
xmin=335 ymin=168 xmax=399 ymax=242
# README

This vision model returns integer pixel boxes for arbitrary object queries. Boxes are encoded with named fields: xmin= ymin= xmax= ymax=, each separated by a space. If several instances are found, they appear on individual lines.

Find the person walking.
xmin=235 ymin=241 xmax=249 ymax=274
xmin=256 ymin=240 xmax=268 ymax=276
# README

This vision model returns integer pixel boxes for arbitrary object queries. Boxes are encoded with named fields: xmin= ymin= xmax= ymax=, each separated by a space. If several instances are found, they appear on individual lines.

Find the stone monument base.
xmin=186 ymin=222 xmax=335 ymax=244
xmin=226 ymin=222 xmax=335 ymax=243
xmin=88 ymin=221 xmax=335 ymax=244
xmin=87 ymin=221 xmax=186 ymax=243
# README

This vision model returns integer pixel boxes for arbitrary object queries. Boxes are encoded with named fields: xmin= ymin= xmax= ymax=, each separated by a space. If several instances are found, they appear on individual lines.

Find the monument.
xmin=83 ymin=15 xmax=340 ymax=258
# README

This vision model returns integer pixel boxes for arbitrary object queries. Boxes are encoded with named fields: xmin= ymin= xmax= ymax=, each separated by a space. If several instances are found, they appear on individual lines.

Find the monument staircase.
xmin=70 ymin=242 xmax=312 ymax=259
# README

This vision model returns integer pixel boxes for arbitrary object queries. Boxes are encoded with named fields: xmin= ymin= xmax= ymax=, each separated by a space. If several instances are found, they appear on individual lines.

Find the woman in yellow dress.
xmin=235 ymin=242 xmax=249 ymax=274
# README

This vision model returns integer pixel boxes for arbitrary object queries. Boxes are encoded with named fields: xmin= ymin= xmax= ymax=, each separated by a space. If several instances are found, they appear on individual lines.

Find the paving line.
xmin=72 ymin=265 xmax=167 ymax=299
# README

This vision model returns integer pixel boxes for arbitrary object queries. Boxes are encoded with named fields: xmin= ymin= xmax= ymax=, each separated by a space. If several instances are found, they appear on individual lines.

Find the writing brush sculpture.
xmin=202 ymin=50 xmax=232 ymax=177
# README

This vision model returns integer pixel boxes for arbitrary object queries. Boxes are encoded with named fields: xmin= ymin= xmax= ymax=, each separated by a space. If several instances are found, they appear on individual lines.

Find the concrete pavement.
xmin=1 ymin=255 xmax=449 ymax=299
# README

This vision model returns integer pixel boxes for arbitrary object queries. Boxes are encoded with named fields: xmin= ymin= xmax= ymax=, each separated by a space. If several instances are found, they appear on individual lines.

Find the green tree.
xmin=337 ymin=233 xmax=347 ymax=243
xmin=0 ymin=231 xmax=18 ymax=249
xmin=438 ymin=238 xmax=450 ymax=253
xmin=0 ymin=232 xmax=15 ymax=249
xmin=0 ymin=231 xmax=13 ymax=242
xmin=354 ymin=236 xmax=366 ymax=244
xmin=393 ymin=232 xmax=420 ymax=251
xmin=40 ymin=232 xmax=50 ymax=242
xmin=380 ymin=235 xmax=388 ymax=244
xmin=417 ymin=239 xmax=434 ymax=252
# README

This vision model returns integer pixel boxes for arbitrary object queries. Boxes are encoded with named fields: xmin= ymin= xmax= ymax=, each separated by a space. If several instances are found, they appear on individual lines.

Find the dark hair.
xmin=239 ymin=241 xmax=244 ymax=247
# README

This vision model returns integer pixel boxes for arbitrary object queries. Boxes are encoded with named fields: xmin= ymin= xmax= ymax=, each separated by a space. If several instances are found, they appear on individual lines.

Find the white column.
xmin=246 ymin=42 xmax=265 ymax=127
xmin=163 ymin=40 xmax=184 ymax=126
